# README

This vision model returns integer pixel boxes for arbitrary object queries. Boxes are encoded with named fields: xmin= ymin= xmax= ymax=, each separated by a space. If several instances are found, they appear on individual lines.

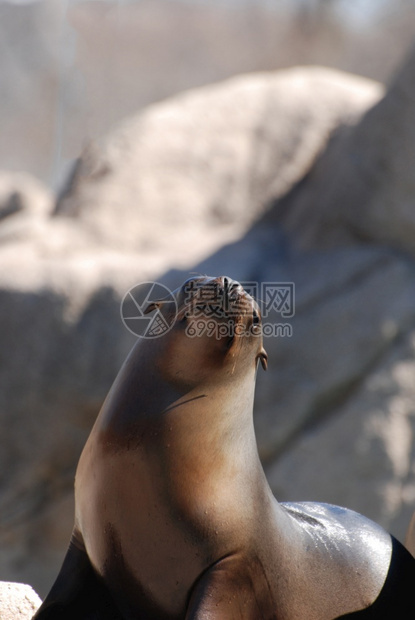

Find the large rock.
xmin=55 ymin=66 xmax=382 ymax=252
xmin=266 ymin=328 xmax=415 ymax=538
xmin=275 ymin=44 xmax=415 ymax=254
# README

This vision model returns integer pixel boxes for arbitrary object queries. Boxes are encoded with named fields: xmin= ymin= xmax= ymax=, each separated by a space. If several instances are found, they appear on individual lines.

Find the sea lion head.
xmin=144 ymin=275 xmax=268 ymax=391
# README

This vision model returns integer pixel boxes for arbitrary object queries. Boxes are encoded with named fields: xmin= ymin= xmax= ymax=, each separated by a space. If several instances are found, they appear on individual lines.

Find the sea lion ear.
xmin=144 ymin=301 xmax=162 ymax=314
xmin=145 ymin=298 xmax=175 ymax=315
xmin=259 ymin=349 xmax=268 ymax=371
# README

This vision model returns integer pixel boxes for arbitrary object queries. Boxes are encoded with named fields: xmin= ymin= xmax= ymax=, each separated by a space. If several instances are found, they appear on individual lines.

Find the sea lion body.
xmin=34 ymin=276 xmax=415 ymax=619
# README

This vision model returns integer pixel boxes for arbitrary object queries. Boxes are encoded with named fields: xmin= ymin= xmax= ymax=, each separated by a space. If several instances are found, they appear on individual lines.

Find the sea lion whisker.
xmin=163 ymin=394 xmax=207 ymax=414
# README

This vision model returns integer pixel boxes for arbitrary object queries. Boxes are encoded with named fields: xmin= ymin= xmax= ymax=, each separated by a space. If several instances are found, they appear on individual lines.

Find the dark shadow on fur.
xmin=33 ymin=538 xmax=122 ymax=620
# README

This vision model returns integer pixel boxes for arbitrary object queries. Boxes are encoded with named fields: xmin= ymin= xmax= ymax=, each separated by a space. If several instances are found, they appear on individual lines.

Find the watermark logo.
xmin=120 ymin=281 xmax=177 ymax=338
xmin=262 ymin=283 xmax=295 ymax=318
xmin=181 ymin=279 xmax=257 ymax=319
xmin=120 ymin=280 xmax=295 ymax=339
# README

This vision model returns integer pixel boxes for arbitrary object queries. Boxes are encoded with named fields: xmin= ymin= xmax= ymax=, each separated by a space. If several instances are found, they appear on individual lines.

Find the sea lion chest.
xmin=74 ymin=393 xmax=264 ymax=618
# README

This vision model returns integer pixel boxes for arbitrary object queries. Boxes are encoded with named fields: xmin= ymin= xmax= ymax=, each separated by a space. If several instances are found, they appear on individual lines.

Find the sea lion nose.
xmin=221 ymin=276 xmax=230 ymax=289
xmin=221 ymin=276 xmax=241 ymax=292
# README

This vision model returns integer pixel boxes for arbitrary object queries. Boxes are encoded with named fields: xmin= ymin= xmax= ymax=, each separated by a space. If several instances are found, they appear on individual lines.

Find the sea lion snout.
xmin=210 ymin=275 xmax=245 ymax=299
xmin=178 ymin=275 xmax=254 ymax=316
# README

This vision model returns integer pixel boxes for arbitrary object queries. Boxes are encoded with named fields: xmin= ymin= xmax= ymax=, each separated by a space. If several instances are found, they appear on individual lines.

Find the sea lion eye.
xmin=252 ymin=310 xmax=260 ymax=325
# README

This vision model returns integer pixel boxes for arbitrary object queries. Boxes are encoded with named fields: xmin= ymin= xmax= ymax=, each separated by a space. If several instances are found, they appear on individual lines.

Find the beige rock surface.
xmin=275 ymin=44 xmax=415 ymax=254
xmin=56 ymin=66 xmax=382 ymax=253
xmin=266 ymin=329 xmax=415 ymax=538
xmin=0 ymin=582 xmax=41 ymax=619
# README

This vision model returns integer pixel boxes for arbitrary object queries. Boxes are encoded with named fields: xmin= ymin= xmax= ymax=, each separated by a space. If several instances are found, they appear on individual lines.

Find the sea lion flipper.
xmin=33 ymin=531 xmax=121 ymax=620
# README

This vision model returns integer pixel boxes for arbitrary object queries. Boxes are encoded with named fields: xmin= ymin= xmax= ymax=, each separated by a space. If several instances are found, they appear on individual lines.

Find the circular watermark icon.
xmin=120 ymin=281 xmax=177 ymax=338
xmin=120 ymin=279 xmax=295 ymax=339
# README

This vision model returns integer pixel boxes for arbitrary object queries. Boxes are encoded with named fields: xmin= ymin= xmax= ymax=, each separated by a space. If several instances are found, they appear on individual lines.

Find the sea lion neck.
xmin=95 ymin=336 xmax=259 ymax=454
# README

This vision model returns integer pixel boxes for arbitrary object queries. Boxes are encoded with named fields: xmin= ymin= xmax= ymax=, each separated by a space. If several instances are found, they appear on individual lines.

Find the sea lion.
xmin=34 ymin=275 xmax=415 ymax=619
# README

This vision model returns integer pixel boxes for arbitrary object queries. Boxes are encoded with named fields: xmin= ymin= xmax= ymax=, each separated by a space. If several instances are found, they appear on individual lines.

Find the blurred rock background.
xmin=1 ymin=0 xmax=415 ymax=601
